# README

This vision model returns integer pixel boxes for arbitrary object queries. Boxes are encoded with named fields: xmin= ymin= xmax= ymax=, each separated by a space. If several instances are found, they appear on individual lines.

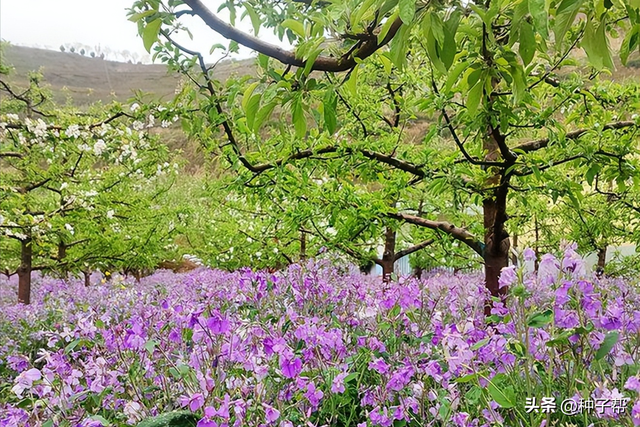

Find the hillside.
xmin=1 ymin=45 xmax=256 ymax=106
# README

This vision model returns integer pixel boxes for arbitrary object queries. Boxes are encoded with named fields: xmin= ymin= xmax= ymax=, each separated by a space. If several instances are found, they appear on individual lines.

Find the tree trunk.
xmin=511 ymin=233 xmax=518 ymax=265
xmin=83 ymin=270 xmax=91 ymax=287
xmin=380 ymin=227 xmax=396 ymax=282
xmin=597 ymin=247 xmax=607 ymax=269
xmin=299 ymin=229 xmax=307 ymax=261
xmin=482 ymin=127 xmax=511 ymax=315
xmin=17 ymin=238 xmax=33 ymax=305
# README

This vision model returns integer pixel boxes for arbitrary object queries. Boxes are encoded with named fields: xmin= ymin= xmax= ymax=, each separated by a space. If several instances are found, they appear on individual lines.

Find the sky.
xmin=0 ymin=0 xmax=282 ymax=62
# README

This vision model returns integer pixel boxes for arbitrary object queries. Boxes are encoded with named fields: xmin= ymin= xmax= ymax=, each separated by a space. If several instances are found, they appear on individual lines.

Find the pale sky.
xmin=0 ymin=0 xmax=283 ymax=62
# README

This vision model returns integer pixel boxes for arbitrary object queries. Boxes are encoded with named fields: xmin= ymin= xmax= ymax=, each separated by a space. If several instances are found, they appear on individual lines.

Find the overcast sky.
xmin=0 ymin=0 xmax=282 ymax=62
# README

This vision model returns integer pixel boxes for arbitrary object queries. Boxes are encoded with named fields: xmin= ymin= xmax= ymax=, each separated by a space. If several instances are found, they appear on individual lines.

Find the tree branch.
xmin=394 ymin=238 xmax=435 ymax=261
xmin=181 ymin=0 xmax=403 ymax=72
xmin=386 ymin=211 xmax=483 ymax=256
xmin=515 ymin=121 xmax=637 ymax=153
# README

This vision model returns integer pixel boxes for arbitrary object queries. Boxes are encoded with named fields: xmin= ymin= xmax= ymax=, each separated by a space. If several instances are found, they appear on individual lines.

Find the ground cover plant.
xmin=2 ymin=244 xmax=640 ymax=426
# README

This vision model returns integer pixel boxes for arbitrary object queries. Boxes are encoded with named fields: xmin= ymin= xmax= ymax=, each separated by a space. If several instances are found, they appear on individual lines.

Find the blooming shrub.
xmin=1 ymin=245 xmax=640 ymax=426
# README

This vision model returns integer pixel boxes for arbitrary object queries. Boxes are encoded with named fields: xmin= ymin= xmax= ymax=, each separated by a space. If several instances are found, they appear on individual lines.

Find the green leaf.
xmin=455 ymin=373 xmax=480 ymax=383
xmin=245 ymin=94 xmax=262 ymax=129
xmin=144 ymin=339 xmax=158 ymax=354
xmin=441 ymin=12 xmax=460 ymax=70
xmin=444 ymin=60 xmax=470 ymax=92
xmin=528 ymin=0 xmax=548 ymax=38
xmin=323 ymin=90 xmax=338 ymax=134
xmin=242 ymin=82 xmax=260 ymax=111
xmin=143 ymin=18 xmax=163 ymax=53
xmin=399 ymin=0 xmax=416 ymax=24
xmin=620 ymin=24 xmax=640 ymax=65
xmin=128 ymin=10 xmax=157 ymax=22
xmin=466 ymin=80 xmax=483 ymax=116
xmin=292 ymin=97 xmax=306 ymax=138
xmin=595 ymin=332 xmax=619 ymax=361
xmin=554 ymin=0 xmax=583 ymax=48
xmin=137 ymin=411 xmax=198 ymax=427
xmin=582 ymin=17 xmax=614 ymax=70
xmin=519 ymin=21 xmax=536 ymax=66
xmin=281 ymin=19 xmax=305 ymax=38
xmin=486 ymin=374 xmax=516 ymax=408
xmin=42 ymin=421 xmax=54 ymax=427
xmin=254 ymin=100 xmax=277 ymax=131
xmin=245 ymin=4 xmax=261 ymax=35
xmin=509 ymin=0 xmax=529 ymax=46
xmin=527 ymin=309 xmax=553 ymax=328
xmin=345 ymin=66 xmax=358 ymax=97
xmin=585 ymin=163 xmax=601 ymax=186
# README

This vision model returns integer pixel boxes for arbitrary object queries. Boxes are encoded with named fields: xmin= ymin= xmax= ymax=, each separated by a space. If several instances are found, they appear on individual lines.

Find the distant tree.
xmin=0 ymin=73 xmax=176 ymax=304
xmin=59 ymin=45 xmax=65 ymax=53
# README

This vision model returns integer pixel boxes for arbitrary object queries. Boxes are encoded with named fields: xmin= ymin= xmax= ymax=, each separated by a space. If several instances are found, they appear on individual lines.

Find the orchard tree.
xmin=0 ymin=74 xmax=176 ymax=303
xmin=129 ymin=0 xmax=640 ymax=311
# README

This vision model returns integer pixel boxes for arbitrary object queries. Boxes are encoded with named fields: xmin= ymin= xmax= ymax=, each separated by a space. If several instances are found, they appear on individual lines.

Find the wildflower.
xmin=331 ymin=371 xmax=348 ymax=394
xmin=263 ymin=403 xmax=280 ymax=423
xmin=498 ymin=266 xmax=517 ymax=289
xmin=632 ymin=400 xmax=640 ymax=426
xmin=180 ymin=392 xmax=205 ymax=411
xmin=11 ymin=368 xmax=41 ymax=397
xmin=280 ymin=356 xmax=302 ymax=379
xmin=523 ymin=247 xmax=536 ymax=262
xmin=626 ymin=376 xmax=640 ymax=393
xmin=130 ymin=103 xmax=140 ymax=112
xmin=369 ymin=357 xmax=390 ymax=374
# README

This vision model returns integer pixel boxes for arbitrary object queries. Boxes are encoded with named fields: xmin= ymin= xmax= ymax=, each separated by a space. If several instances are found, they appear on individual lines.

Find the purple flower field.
xmin=2 ymin=245 xmax=640 ymax=427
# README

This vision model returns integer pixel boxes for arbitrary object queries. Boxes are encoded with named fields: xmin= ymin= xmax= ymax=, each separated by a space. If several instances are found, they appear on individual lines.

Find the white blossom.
xmin=66 ymin=125 xmax=81 ymax=138
xmin=65 ymin=223 xmax=75 ymax=235
xmin=130 ymin=103 xmax=140 ymax=112
xmin=93 ymin=139 xmax=107 ymax=155
xmin=106 ymin=210 xmax=115 ymax=219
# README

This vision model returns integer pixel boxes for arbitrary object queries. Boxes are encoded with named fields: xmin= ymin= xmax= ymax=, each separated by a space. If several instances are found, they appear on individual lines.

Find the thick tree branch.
xmin=515 ymin=121 xmax=637 ymax=153
xmin=386 ymin=211 xmax=483 ymax=256
xmin=181 ymin=0 xmax=403 ymax=72
xmin=394 ymin=238 xmax=435 ymax=261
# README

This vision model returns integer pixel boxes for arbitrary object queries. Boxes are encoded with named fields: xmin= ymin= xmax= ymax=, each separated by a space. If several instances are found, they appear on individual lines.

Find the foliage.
xmin=126 ymin=0 xmax=640 ymax=300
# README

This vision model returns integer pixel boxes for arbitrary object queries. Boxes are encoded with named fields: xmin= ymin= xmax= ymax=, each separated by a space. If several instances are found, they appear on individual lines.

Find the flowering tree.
xmin=0 ymin=74 xmax=177 ymax=303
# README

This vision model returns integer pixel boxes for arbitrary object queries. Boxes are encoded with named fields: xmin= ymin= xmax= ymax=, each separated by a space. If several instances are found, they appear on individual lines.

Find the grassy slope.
xmin=2 ymin=45 xmax=255 ymax=106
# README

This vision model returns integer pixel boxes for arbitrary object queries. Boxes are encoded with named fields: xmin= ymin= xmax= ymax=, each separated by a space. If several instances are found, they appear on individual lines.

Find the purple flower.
xmin=369 ymin=357 xmax=390 ymax=375
xmin=554 ymin=308 xmax=579 ymax=329
xmin=626 ymin=376 xmax=640 ymax=393
xmin=180 ymin=392 xmax=205 ymax=411
xmin=207 ymin=314 xmax=230 ymax=334
xmin=498 ymin=266 xmax=517 ymax=289
xmin=11 ymin=368 xmax=41 ymax=397
xmin=523 ymin=248 xmax=536 ymax=262
xmin=279 ymin=356 xmax=302 ymax=379
xmin=263 ymin=403 xmax=280 ymax=423
xmin=304 ymin=382 xmax=324 ymax=408
xmin=331 ymin=372 xmax=348 ymax=394
xmin=538 ymin=254 xmax=560 ymax=286
xmin=632 ymin=400 xmax=640 ymax=426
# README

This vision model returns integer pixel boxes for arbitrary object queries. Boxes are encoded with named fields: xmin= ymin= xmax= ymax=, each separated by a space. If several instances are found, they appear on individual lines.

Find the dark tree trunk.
xmin=380 ymin=227 xmax=396 ymax=282
xmin=597 ymin=247 xmax=607 ymax=269
xmin=17 ymin=238 xmax=33 ymax=305
xmin=57 ymin=241 xmax=67 ymax=260
xmin=83 ymin=270 xmax=91 ymax=287
xmin=482 ymin=125 xmax=511 ymax=316
xmin=300 ymin=229 xmax=307 ymax=261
